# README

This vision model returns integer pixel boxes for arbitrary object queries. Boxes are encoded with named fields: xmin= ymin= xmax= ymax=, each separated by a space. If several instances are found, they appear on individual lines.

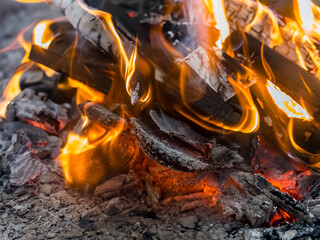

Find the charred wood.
xmin=6 ymin=89 xmax=70 ymax=135
xmin=230 ymin=32 xmax=320 ymax=122
xmin=78 ymin=102 xmax=128 ymax=130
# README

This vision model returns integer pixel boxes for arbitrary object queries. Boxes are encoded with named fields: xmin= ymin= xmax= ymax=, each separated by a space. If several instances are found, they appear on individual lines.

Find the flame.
xmin=0 ymin=19 xmax=59 ymax=118
xmin=203 ymin=0 xmax=230 ymax=49
xmin=76 ymin=0 xmax=151 ymax=104
xmin=33 ymin=20 xmax=55 ymax=49
xmin=266 ymin=80 xmax=312 ymax=121
xmin=177 ymin=62 xmax=259 ymax=134
xmin=245 ymin=1 xmax=282 ymax=47
xmin=59 ymin=113 xmax=126 ymax=186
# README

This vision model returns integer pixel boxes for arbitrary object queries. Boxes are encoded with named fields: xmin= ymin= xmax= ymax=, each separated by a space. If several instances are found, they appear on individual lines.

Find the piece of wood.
xmin=224 ymin=0 xmax=317 ymax=70
xmin=78 ymin=102 xmax=128 ymax=130
xmin=47 ymin=0 xmax=242 ymax=125
xmin=230 ymin=32 xmax=320 ymax=122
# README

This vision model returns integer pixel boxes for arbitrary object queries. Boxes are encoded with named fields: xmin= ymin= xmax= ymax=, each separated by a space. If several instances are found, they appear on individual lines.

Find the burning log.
xmin=230 ymin=32 xmax=320 ymax=122
xmin=130 ymin=117 xmax=211 ymax=172
xmin=225 ymin=0 xmax=316 ymax=70
xmin=78 ymin=102 xmax=128 ymax=130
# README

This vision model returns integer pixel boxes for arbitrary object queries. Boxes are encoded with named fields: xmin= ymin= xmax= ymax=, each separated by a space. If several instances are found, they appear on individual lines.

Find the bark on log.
xmin=50 ymin=0 xmax=120 ymax=57
xmin=224 ymin=0 xmax=317 ymax=70
xmin=230 ymin=32 xmax=320 ymax=122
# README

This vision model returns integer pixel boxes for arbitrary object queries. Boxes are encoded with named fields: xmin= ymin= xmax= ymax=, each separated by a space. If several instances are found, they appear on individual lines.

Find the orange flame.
xmin=203 ymin=0 xmax=230 ymax=49
xmin=76 ymin=0 xmax=151 ymax=104
xmin=0 ymin=19 xmax=58 ymax=118
xmin=245 ymin=1 xmax=283 ymax=47
xmin=266 ymin=80 xmax=312 ymax=121
xmin=59 ymin=112 xmax=126 ymax=186
xmin=177 ymin=63 xmax=259 ymax=134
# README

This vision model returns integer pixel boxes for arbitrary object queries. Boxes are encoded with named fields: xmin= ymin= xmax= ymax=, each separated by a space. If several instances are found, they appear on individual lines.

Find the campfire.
xmin=3 ymin=0 xmax=320 ymax=237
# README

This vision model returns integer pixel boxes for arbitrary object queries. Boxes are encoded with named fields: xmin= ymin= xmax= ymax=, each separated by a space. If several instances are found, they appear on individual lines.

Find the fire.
xmin=178 ymin=62 xmax=259 ymax=134
xmin=59 ymin=119 xmax=126 ymax=186
xmin=245 ymin=1 xmax=282 ymax=47
xmin=76 ymin=0 xmax=151 ymax=104
xmin=33 ymin=20 xmax=56 ymax=49
xmin=203 ymin=0 xmax=230 ymax=49
xmin=266 ymin=80 xmax=312 ymax=121
xmin=0 ymin=19 xmax=58 ymax=118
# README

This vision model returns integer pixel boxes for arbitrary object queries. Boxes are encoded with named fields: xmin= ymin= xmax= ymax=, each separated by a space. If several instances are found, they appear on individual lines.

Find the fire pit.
xmin=2 ymin=0 xmax=320 ymax=239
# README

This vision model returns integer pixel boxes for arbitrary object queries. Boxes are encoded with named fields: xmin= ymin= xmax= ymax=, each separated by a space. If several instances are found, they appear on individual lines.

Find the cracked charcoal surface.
xmin=1 ymin=1 xmax=320 ymax=239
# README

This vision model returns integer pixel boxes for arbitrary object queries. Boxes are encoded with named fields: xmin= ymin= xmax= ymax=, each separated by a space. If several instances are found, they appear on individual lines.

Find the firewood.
xmin=224 ymin=0 xmax=316 ymax=70
xmin=130 ymin=117 xmax=211 ymax=172
xmin=46 ymin=0 xmax=242 ymax=125
xmin=230 ymin=32 xmax=320 ymax=122
xmin=78 ymin=102 xmax=128 ymax=130
xmin=50 ymin=0 xmax=120 ymax=57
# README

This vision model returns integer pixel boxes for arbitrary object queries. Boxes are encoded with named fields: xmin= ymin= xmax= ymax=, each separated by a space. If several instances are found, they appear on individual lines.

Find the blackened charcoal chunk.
xmin=1 ymin=130 xmax=46 ymax=186
xmin=0 ymin=121 xmax=62 ymax=160
xmin=6 ymin=88 xmax=70 ymax=135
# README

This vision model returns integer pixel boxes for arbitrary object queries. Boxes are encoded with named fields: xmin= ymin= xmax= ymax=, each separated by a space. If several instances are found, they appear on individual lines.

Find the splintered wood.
xmin=225 ymin=0 xmax=317 ymax=70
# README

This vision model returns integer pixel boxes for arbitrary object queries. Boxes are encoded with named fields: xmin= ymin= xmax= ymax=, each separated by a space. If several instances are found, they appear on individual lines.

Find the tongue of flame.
xmin=266 ymin=80 xmax=312 ymax=121
xmin=0 ymin=19 xmax=56 ymax=118
xmin=203 ymin=0 xmax=230 ymax=49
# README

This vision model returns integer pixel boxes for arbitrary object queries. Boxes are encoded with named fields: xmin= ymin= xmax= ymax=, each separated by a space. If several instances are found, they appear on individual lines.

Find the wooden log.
xmin=230 ymin=32 xmax=320 ymax=122
xmin=78 ymin=102 xmax=128 ymax=130
xmin=224 ymin=0 xmax=317 ymax=70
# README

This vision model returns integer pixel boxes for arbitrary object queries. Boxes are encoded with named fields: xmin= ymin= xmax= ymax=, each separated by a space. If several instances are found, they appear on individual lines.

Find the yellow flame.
xmin=59 ymin=112 xmax=126 ymax=186
xmin=177 ymin=62 xmax=259 ymax=134
xmin=266 ymin=80 xmax=312 ymax=120
xmin=67 ymin=78 xmax=105 ymax=105
xmin=33 ymin=20 xmax=55 ymax=49
xmin=203 ymin=0 xmax=230 ymax=49
xmin=245 ymin=1 xmax=282 ymax=47
xmin=76 ymin=0 xmax=151 ymax=103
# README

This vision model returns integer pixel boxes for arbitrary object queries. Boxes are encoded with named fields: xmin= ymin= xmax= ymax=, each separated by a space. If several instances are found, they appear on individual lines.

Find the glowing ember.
xmin=266 ymin=80 xmax=312 ymax=120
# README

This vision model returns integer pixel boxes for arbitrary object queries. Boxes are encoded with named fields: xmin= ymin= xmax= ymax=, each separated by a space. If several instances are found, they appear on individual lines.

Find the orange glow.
xmin=177 ymin=63 xmax=259 ymax=134
xmin=203 ymin=0 xmax=230 ymax=48
xmin=60 ymin=113 xmax=126 ymax=186
xmin=266 ymin=80 xmax=312 ymax=121
xmin=33 ymin=20 xmax=56 ymax=49
xmin=76 ymin=0 xmax=151 ymax=104
xmin=270 ymin=208 xmax=295 ymax=226
xmin=245 ymin=1 xmax=283 ymax=47
xmin=67 ymin=78 xmax=105 ymax=105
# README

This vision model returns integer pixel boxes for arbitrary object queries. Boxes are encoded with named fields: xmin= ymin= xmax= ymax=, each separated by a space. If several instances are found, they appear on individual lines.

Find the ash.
xmin=1 ymin=1 xmax=320 ymax=240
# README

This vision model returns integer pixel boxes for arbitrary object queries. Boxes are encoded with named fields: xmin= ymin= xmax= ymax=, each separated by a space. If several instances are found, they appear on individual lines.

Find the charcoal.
xmin=1 ymin=130 xmax=46 ymax=186
xmin=231 ymin=172 xmax=311 ymax=221
xmin=78 ymin=102 xmax=128 ymax=130
xmin=0 ymin=121 xmax=62 ymax=159
xmin=94 ymin=171 xmax=140 ymax=199
xmin=150 ymin=109 xmax=212 ymax=152
xmin=131 ymin=117 xmax=211 ymax=172
xmin=6 ymin=88 xmax=70 ymax=135
xmin=19 ymin=66 xmax=60 ymax=95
